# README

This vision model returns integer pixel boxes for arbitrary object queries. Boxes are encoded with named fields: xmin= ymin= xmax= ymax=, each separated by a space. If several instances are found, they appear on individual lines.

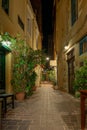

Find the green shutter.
xmin=0 ymin=51 xmax=5 ymax=90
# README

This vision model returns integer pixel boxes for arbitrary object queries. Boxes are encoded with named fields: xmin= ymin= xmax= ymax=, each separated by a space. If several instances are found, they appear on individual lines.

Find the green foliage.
xmin=48 ymin=70 xmax=55 ymax=81
xmin=74 ymin=60 xmax=87 ymax=92
xmin=1 ymin=32 xmax=12 ymax=41
xmin=26 ymin=71 xmax=37 ymax=96
xmin=10 ymin=36 xmax=28 ymax=93
xmin=27 ymin=47 xmax=46 ymax=68
xmin=1 ymin=32 xmax=46 ymax=95
xmin=41 ymin=74 xmax=46 ymax=81
xmin=47 ymin=69 xmax=57 ymax=85
xmin=26 ymin=85 xmax=33 ymax=96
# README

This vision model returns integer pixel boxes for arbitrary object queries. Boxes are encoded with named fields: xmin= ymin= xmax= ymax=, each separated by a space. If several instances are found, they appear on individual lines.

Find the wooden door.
xmin=67 ymin=49 xmax=75 ymax=94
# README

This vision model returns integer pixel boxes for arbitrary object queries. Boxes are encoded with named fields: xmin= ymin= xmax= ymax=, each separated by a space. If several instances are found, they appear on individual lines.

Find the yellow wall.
xmin=54 ymin=0 xmax=87 ymax=91
xmin=0 ymin=0 xmax=25 ymax=38
xmin=0 ymin=0 xmax=41 ymax=93
xmin=5 ymin=52 xmax=12 ymax=93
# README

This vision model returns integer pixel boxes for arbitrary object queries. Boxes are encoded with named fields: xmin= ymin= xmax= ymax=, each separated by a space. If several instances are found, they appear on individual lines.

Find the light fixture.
xmin=2 ymin=40 xmax=11 ymax=47
xmin=64 ymin=45 xmax=68 ymax=50
xmin=46 ymin=57 xmax=50 ymax=61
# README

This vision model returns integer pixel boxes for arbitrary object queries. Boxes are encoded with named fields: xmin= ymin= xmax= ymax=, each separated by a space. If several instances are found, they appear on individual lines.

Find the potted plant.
xmin=74 ymin=60 xmax=87 ymax=97
xmin=0 ymin=33 xmax=27 ymax=100
xmin=1 ymin=33 xmax=46 ymax=99
xmin=11 ymin=42 xmax=46 ymax=98
xmin=25 ymin=47 xmax=46 ymax=95
xmin=31 ymin=71 xmax=37 ymax=91
xmin=10 ymin=37 xmax=27 ymax=100
xmin=11 ymin=58 xmax=27 ymax=100
xmin=26 ymin=71 xmax=37 ymax=96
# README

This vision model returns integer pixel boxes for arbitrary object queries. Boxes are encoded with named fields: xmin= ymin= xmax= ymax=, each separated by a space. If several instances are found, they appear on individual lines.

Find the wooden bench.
xmin=0 ymin=93 xmax=14 ymax=113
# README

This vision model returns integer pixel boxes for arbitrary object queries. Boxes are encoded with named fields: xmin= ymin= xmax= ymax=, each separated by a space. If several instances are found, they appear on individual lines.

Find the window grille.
xmin=2 ymin=0 xmax=9 ymax=14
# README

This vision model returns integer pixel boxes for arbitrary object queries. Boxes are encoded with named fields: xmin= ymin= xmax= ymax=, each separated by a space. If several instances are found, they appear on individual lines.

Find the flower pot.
xmin=15 ymin=92 xmax=25 ymax=101
xmin=32 ymin=86 xmax=37 ymax=91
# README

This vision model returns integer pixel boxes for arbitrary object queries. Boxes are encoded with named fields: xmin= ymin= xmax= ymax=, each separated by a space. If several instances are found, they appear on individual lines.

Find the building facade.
xmin=0 ymin=0 xmax=41 ymax=93
xmin=54 ymin=0 xmax=87 ymax=94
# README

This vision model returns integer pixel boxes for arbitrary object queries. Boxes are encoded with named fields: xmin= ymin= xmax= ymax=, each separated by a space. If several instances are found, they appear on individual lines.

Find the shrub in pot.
xmin=11 ymin=38 xmax=27 ymax=100
xmin=26 ymin=71 xmax=37 ymax=96
xmin=25 ymin=48 xmax=46 ymax=95
xmin=1 ymin=33 xmax=46 ymax=99
xmin=1 ymin=33 xmax=27 ymax=100
xmin=74 ymin=60 xmax=87 ymax=97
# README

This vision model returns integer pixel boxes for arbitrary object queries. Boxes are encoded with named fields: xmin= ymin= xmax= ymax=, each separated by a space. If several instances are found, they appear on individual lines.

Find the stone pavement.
xmin=1 ymin=82 xmax=85 ymax=130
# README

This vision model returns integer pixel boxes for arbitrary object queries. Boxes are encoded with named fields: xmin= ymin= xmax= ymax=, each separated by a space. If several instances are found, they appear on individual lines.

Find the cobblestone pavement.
xmin=1 ymin=82 xmax=85 ymax=130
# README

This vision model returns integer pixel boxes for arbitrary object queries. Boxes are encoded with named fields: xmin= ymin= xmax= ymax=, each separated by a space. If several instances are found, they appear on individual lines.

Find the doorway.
xmin=67 ymin=49 xmax=75 ymax=94
xmin=0 ymin=51 xmax=5 ymax=93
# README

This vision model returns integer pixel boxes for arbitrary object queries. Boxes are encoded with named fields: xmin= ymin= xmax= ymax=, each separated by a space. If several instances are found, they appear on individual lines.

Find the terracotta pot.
xmin=15 ymin=92 xmax=25 ymax=101
xmin=32 ymin=86 xmax=36 ymax=91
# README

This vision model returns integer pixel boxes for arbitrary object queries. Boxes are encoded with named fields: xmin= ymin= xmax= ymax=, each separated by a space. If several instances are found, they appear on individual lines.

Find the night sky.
xmin=41 ymin=0 xmax=53 ymax=53
xmin=42 ymin=0 xmax=53 ymax=35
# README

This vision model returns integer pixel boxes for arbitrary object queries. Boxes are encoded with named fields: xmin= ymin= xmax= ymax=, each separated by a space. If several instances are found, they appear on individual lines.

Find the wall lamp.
xmin=64 ymin=45 xmax=69 ymax=50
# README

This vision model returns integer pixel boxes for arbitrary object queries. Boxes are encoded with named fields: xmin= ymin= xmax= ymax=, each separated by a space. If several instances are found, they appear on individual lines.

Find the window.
xmin=2 ymin=0 xmax=9 ymax=14
xmin=71 ymin=0 xmax=78 ymax=25
xmin=18 ymin=15 xmax=24 ymax=31
xmin=79 ymin=36 xmax=87 ymax=55
xmin=27 ymin=18 xmax=32 ymax=37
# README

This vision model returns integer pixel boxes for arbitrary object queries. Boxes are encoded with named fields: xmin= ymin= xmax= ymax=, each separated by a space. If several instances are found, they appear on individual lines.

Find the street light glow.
xmin=46 ymin=57 xmax=50 ymax=61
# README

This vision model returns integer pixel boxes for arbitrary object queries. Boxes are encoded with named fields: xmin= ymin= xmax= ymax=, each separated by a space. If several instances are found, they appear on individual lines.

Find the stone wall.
xmin=54 ymin=0 xmax=87 ymax=92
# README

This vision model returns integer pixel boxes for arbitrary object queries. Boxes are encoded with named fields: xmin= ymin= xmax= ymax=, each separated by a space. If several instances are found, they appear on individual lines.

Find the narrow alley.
xmin=2 ymin=82 xmax=82 ymax=130
xmin=1 ymin=1 xmax=87 ymax=130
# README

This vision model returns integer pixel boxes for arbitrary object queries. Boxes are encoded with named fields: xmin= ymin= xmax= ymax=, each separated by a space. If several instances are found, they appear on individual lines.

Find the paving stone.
xmin=2 ymin=82 xmax=82 ymax=130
